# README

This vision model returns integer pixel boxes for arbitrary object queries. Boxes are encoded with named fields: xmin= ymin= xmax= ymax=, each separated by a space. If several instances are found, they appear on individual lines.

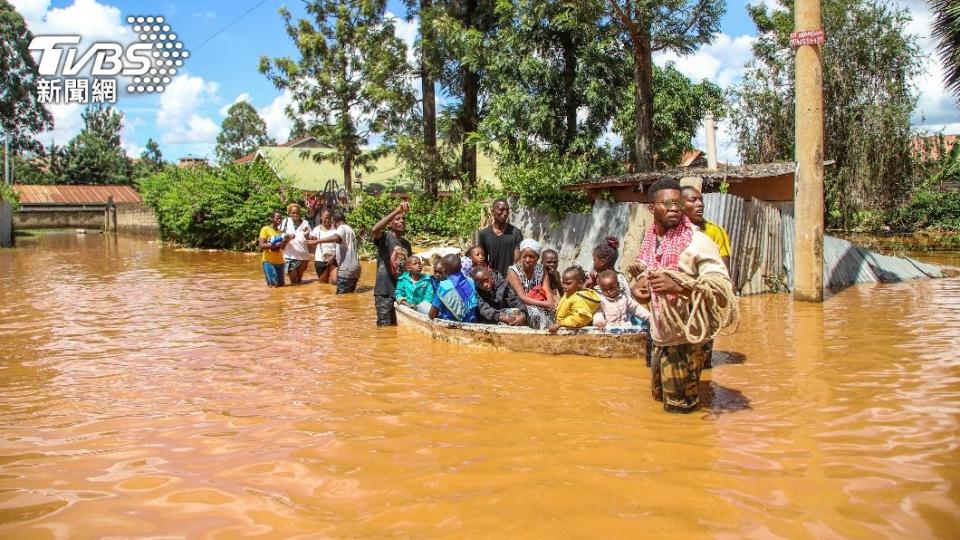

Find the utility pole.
xmin=792 ymin=0 xmax=825 ymax=302
xmin=3 ymin=134 xmax=9 ymax=186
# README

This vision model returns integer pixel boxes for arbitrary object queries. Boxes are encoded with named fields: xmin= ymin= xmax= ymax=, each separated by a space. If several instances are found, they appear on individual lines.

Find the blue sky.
xmin=11 ymin=0 xmax=958 ymax=163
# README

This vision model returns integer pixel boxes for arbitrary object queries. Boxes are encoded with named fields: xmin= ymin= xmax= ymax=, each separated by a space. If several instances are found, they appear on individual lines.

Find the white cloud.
xmin=258 ymin=90 xmax=294 ymax=142
xmin=34 ymin=102 xmax=84 ymax=147
xmin=10 ymin=0 xmax=51 ymax=25
xmin=654 ymin=33 xmax=755 ymax=88
xmin=156 ymin=74 xmax=219 ymax=147
xmin=15 ymin=0 xmax=129 ymax=42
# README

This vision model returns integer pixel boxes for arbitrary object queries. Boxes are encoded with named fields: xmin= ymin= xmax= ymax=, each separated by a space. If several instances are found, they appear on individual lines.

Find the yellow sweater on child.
xmin=555 ymin=289 xmax=602 ymax=328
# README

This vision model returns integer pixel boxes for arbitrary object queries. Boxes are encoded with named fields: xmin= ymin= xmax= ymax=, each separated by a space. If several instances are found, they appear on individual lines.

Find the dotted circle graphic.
xmin=125 ymin=15 xmax=189 ymax=95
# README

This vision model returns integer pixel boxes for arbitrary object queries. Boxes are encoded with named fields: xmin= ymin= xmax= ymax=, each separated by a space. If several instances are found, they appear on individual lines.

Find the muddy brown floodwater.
xmin=1 ymin=232 xmax=959 ymax=538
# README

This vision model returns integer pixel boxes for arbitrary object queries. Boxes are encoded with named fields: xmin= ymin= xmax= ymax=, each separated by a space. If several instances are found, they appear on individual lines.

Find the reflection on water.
xmin=1 ymin=233 xmax=959 ymax=537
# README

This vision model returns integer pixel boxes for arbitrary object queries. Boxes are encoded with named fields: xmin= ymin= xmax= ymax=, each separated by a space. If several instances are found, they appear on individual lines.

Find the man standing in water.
xmin=680 ymin=186 xmax=732 ymax=271
xmin=680 ymin=186 xmax=733 ymax=369
xmin=372 ymin=201 xmax=413 ymax=326
xmin=631 ymin=179 xmax=733 ymax=413
xmin=478 ymin=199 xmax=524 ymax=278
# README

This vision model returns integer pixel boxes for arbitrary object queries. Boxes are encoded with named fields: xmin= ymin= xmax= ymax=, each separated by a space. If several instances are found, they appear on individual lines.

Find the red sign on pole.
xmin=790 ymin=29 xmax=825 ymax=47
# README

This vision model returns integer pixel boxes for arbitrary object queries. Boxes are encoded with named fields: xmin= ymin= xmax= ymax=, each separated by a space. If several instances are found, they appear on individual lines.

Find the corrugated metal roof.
xmin=13 ymin=185 xmax=142 ymax=205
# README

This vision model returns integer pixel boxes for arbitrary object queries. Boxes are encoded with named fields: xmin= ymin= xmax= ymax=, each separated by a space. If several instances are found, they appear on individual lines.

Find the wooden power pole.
xmin=792 ymin=0 xmax=825 ymax=302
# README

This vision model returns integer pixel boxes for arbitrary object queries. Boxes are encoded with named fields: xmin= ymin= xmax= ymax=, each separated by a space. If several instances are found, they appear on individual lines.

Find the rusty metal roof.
xmin=13 ymin=184 xmax=142 ymax=205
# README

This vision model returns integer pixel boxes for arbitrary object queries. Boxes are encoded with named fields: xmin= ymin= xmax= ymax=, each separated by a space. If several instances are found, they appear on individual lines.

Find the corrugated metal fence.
xmin=514 ymin=194 xmax=942 ymax=296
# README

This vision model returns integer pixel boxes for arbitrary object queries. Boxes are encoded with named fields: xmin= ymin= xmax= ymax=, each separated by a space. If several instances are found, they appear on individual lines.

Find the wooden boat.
xmin=394 ymin=303 xmax=647 ymax=358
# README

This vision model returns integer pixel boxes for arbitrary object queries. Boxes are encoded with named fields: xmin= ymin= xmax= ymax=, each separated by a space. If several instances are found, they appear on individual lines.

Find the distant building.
xmin=912 ymin=134 xmax=958 ymax=162
xmin=178 ymin=155 xmax=208 ymax=168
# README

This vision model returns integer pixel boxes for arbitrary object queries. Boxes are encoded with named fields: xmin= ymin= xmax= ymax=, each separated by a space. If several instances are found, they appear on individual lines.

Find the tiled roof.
xmin=13 ymin=184 xmax=142 ymax=205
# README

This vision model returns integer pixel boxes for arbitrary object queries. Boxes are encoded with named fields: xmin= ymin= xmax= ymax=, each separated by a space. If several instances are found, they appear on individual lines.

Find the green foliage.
xmin=0 ymin=0 xmax=52 ymax=153
xmin=260 ymin=0 xmax=415 ymax=191
xmin=614 ymin=62 xmax=724 ymax=167
xmin=348 ymin=183 xmax=502 ymax=242
xmin=0 ymin=182 xmax=18 ymax=210
xmin=138 ymin=161 xmax=302 ymax=250
xmin=889 ymin=139 xmax=960 ymax=231
xmin=496 ymin=146 xmax=616 ymax=217
xmin=61 ymin=105 xmax=132 ymax=184
xmin=727 ymin=0 xmax=922 ymax=229
xmin=931 ymin=0 xmax=960 ymax=100
xmin=215 ymin=102 xmax=274 ymax=164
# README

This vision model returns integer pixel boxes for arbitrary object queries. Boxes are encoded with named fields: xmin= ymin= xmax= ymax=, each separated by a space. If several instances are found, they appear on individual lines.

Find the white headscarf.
xmin=519 ymin=238 xmax=542 ymax=255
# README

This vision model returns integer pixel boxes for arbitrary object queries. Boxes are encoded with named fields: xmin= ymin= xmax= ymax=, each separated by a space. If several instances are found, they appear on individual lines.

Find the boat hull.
xmin=395 ymin=304 xmax=647 ymax=358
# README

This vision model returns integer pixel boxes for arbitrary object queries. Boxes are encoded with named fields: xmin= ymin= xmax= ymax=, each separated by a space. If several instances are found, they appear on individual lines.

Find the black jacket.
xmin=476 ymin=271 xmax=526 ymax=324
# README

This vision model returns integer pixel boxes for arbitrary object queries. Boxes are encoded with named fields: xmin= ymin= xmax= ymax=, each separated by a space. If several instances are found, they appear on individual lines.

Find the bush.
xmin=0 ymin=183 xmax=19 ymax=210
xmin=348 ymin=183 xmax=502 ymax=245
xmin=138 ymin=162 xmax=302 ymax=249
xmin=889 ymin=184 xmax=960 ymax=231
xmin=496 ymin=147 xmax=617 ymax=217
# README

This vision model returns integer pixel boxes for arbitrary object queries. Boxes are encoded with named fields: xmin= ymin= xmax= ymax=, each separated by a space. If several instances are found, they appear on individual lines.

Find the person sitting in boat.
xmin=584 ymin=237 xmax=631 ymax=295
xmin=548 ymin=266 xmax=602 ymax=334
xmin=472 ymin=265 xmax=527 ymax=326
xmin=541 ymin=249 xmax=562 ymax=298
xmin=396 ymin=256 xmax=434 ymax=315
xmin=430 ymin=257 xmax=446 ymax=293
xmin=506 ymin=239 xmax=556 ymax=330
xmin=461 ymin=245 xmax=488 ymax=279
xmin=429 ymin=254 xmax=479 ymax=323
xmin=593 ymin=270 xmax=650 ymax=330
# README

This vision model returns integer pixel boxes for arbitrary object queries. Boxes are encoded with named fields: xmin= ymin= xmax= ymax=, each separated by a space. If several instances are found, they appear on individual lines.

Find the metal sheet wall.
xmin=514 ymin=193 xmax=942 ymax=297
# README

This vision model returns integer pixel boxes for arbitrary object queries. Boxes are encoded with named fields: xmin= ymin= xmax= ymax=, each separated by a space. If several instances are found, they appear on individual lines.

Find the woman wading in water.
xmin=506 ymin=239 xmax=556 ymax=330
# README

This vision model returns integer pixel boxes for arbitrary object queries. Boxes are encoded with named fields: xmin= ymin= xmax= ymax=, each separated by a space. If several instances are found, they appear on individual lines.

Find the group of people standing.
xmin=257 ymin=182 xmax=735 ymax=413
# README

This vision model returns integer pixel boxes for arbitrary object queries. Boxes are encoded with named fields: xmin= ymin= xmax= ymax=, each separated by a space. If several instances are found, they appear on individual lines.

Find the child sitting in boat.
xmin=541 ymin=249 xmax=562 ymax=298
xmin=461 ymin=245 xmax=487 ymax=278
xmin=429 ymin=254 xmax=479 ymax=323
xmin=593 ymin=270 xmax=650 ymax=330
xmin=395 ymin=256 xmax=434 ymax=314
xmin=472 ymin=265 xmax=527 ymax=326
xmin=548 ymin=266 xmax=602 ymax=334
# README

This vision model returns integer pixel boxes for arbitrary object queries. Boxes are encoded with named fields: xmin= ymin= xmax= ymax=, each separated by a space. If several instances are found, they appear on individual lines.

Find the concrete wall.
xmin=0 ymin=201 xmax=12 ymax=247
xmin=14 ymin=206 xmax=105 ymax=229
xmin=114 ymin=202 xmax=159 ymax=235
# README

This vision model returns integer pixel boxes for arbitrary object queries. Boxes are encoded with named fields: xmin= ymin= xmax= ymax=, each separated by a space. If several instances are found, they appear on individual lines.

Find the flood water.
xmin=1 ymin=232 xmax=959 ymax=538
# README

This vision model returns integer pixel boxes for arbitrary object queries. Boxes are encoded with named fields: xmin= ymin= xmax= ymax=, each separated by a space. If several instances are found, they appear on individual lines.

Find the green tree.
xmin=614 ymin=62 xmax=724 ymax=167
xmin=606 ymin=0 xmax=724 ymax=171
xmin=140 ymin=138 xmax=164 ymax=171
xmin=260 ymin=0 xmax=415 ymax=192
xmin=61 ymin=105 xmax=131 ymax=184
xmin=0 ymin=0 xmax=52 ymax=153
xmin=401 ymin=0 xmax=443 ymax=197
xmin=215 ymin=101 xmax=275 ymax=163
xmin=931 ymin=0 xmax=960 ymax=101
xmin=727 ymin=0 xmax=922 ymax=228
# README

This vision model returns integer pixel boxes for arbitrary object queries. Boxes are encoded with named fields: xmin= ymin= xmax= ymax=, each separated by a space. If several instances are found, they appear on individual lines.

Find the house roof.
xmin=14 ymin=184 xmax=142 ymax=205
xmin=564 ymin=161 xmax=835 ymax=191
xmin=235 ymin=136 xmax=332 ymax=164
xmin=252 ymin=146 xmax=501 ymax=191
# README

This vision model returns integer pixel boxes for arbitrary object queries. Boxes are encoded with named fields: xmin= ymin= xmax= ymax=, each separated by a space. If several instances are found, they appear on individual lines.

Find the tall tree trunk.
xmin=459 ymin=0 xmax=479 ymax=190
xmin=632 ymin=28 xmax=654 ymax=172
xmin=342 ymin=150 xmax=353 ymax=193
xmin=421 ymin=0 xmax=439 ymax=198
xmin=561 ymin=29 xmax=578 ymax=152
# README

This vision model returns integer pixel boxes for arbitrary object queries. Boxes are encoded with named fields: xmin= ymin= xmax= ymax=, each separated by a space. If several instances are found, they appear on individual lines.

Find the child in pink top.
xmin=592 ymin=270 xmax=650 ymax=329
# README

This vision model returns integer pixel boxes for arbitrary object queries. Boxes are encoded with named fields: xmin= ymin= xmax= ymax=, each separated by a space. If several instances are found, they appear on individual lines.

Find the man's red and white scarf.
xmin=637 ymin=215 xmax=694 ymax=272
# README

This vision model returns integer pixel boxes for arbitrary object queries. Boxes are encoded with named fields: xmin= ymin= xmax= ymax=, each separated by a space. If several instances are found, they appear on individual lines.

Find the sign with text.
xmin=790 ymin=29 xmax=825 ymax=47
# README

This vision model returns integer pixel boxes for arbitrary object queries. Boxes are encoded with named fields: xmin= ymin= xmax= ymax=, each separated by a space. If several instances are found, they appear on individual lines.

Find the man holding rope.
xmin=629 ymin=179 xmax=738 ymax=413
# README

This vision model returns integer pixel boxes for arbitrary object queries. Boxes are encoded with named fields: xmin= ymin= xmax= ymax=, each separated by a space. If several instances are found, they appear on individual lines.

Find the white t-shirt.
xmin=281 ymin=217 xmax=311 ymax=261
xmin=334 ymin=224 xmax=360 ymax=278
xmin=311 ymin=224 xmax=339 ymax=262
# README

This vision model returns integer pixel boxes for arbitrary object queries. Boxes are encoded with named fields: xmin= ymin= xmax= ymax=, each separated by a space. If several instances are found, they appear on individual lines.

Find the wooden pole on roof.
xmin=793 ymin=0 xmax=825 ymax=302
